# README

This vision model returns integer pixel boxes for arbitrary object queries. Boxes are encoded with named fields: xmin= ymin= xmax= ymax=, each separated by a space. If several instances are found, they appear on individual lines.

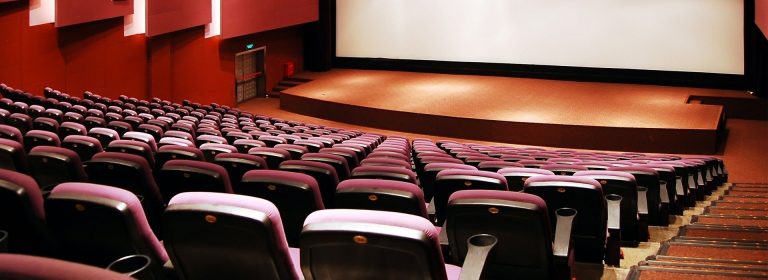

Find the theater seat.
xmin=446 ymin=190 xmax=576 ymax=280
xmin=45 ymin=183 xmax=168 ymax=277
xmin=335 ymin=178 xmax=429 ymax=219
xmin=0 ymin=169 xmax=53 ymax=256
xmin=239 ymin=170 xmax=323 ymax=247
xmin=163 ymin=192 xmax=301 ymax=280
xmin=300 ymin=209 xmax=462 ymax=280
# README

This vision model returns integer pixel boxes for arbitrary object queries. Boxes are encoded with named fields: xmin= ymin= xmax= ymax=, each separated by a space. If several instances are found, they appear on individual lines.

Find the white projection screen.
xmin=336 ymin=0 xmax=745 ymax=75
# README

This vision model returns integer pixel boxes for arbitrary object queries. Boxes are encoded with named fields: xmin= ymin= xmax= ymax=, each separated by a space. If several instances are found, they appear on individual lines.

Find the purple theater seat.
xmin=278 ymin=160 xmax=339 ymax=208
xmin=301 ymin=152 xmax=351 ymax=181
xmin=608 ymin=166 xmax=664 ymax=226
xmin=420 ymin=162 xmax=477 ymax=202
xmin=158 ymin=136 xmax=195 ymax=148
xmin=32 ymin=116 xmax=59 ymax=134
xmin=301 ymin=209 xmax=460 ymax=280
xmin=45 ymin=183 xmax=168 ymax=273
xmin=27 ymin=146 xmax=88 ymax=190
xmin=156 ymin=159 xmax=233 ymax=203
xmin=432 ymin=169 xmax=508 ymax=225
xmin=213 ymin=152 xmax=268 ymax=189
xmin=85 ymin=152 xmax=165 ymax=230
xmin=248 ymin=147 xmax=292 ymax=169
xmin=137 ymin=123 xmax=165 ymax=142
xmin=523 ymin=175 xmax=615 ymax=264
xmin=446 ymin=190 xmax=575 ymax=279
xmin=106 ymin=139 xmax=156 ymax=169
xmin=61 ymin=135 xmax=103 ymax=162
xmin=275 ymin=144 xmax=309 ymax=160
xmin=293 ymin=139 xmax=325 ymax=153
xmin=195 ymin=134 xmax=228 ymax=147
xmin=0 ymin=169 xmax=53 ymax=255
xmin=335 ymin=178 xmax=428 ymax=219
xmin=122 ymin=131 xmax=158 ymax=153
xmin=88 ymin=127 xmax=120 ymax=148
xmin=351 ymin=165 xmax=418 ymax=185
xmin=360 ymin=157 xmax=412 ymax=169
xmin=0 ymin=138 xmax=28 ymax=173
xmin=318 ymin=147 xmax=360 ymax=169
xmin=0 ymin=254 xmax=133 ymax=280
xmin=59 ymin=121 xmax=87 ymax=139
xmin=7 ymin=113 xmax=32 ymax=134
xmin=573 ymin=170 xmax=644 ymax=245
xmin=476 ymin=160 xmax=524 ymax=172
xmin=164 ymin=192 xmax=301 ymax=280
xmin=233 ymin=139 xmax=266 ymax=154
xmin=199 ymin=143 xmax=238 ymax=162
xmin=23 ymin=130 xmax=60 ymax=152
xmin=240 ymin=169 xmax=323 ymax=247
xmin=541 ymin=164 xmax=589 ymax=176
xmin=497 ymin=167 xmax=556 ymax=192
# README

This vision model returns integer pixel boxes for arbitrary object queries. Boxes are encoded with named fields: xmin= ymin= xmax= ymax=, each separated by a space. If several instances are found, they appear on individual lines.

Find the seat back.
xmin=497 ymin=167 xmax=556 ymax=191
xmin=523 ymin=175 xmax=606 ymax=263
xmin=301 ymin=209 xmax=451 ymax=280
xmin=239 ymin=170 xmax=323 ymax=247
xmin=248 ymin=147 xmax=292 ymax=169
xmin=27 ymin=146 xmax=88 ymax=190
xmin=163 ymin=192 xmax=300 ymax=280
xmin=212 ymin=153 xmax=268 ymax=189
xmin=0 ymin=138 xmax=28 ymax=173
xmin=61 ymin=135 xmax=103 ymax=162
xmin=106 ymin=140 xmax=156 ymax=169
xmin=0 ymin=169 xmax=52 ymax=255
xmin=335 ymin=178 xmax=428 ymax=219
xmin=447 ymin=190 xmax=554 ymax=279
xmin=433 ymin=169 xmax=508 ymax=224
xmin=23 ymin=130 xmax=60 ymax=152
xmin=278 ymin=160 xmax=339 ymax=208
xmin=45 ymin=183 xmax=168 ymax=269
xmin=199 ymin=143 xmax=238 ymax=162
xmin=156 ymin=160 xmax=233 ymax=203
xmin=301 ymin=153 xmax=350 ymax=181
xmin=573 ymin=170 xmax=640 ymax=245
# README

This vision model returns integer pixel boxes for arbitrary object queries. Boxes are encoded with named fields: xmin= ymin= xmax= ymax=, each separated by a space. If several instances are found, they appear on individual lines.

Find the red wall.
xmin=757 ymin=0 xmax=767 ymax=37
xmin=55 ymin=0 xmax=133 ymax=27
xmin=0 ymin=2 xmax=306 ymax=107
xmin=146 ymin=0 xmax=210 ymax=37
xmin=222 ymin=0 xmax=318 ymax=39
xmin=0 ymin=1 xmax=147 ymax=99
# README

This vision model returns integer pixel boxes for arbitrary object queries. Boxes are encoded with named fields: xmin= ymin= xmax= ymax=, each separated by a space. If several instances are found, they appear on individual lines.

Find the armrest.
xmin=458 ymin=234 xmax=498 ymax=280
xmin=427 ymin=197 xmax=436 ymax=216
xmin=553 ymin=208 xmax=577 ymax=258
xmin=605 ymin=194 xmax=622 ymax=267
xmin=636 ymin=187 xmax=650 ymax=241
xmin=636 ymin=187 xmax=648 ymax=216
xmin=675 ymin=176 xmax=684 ymax=198
xmin=658 ymin=181 xmax=670 ymax=204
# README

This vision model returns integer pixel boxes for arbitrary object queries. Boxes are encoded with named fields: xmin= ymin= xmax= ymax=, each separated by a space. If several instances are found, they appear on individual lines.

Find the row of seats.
xmin=0 ymin=83 xmax=729 ymax=279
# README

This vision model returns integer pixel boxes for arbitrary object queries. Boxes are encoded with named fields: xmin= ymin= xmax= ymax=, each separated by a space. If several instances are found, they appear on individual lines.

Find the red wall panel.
xmin=1 ymin=2 xmax=306 ymax=108
xmin=0 ymin=2 xmax=147 ymax=99
xmin=146 ymin=0 xmax=211 ymax=37
xmin=55 ymin=0 xmax=133 ymax=27
xmin=757 ymin=0 xmax=767 ymax=37
xmin=222 ymin=0 xmax=318 ymax=39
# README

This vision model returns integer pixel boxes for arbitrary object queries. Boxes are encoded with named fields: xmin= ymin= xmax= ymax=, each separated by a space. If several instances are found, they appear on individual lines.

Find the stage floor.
xmin=280 ymin=69 xmax=746 ymax=153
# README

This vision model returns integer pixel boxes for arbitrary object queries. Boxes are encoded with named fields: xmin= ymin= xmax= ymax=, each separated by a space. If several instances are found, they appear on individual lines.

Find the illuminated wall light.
xmin=29 ymin=0 xmax=55 ymax=26
xmin=204 ymin=0 xmax=221 ymax=38
xmin=124 ymin=0 xmax=146 ymax=36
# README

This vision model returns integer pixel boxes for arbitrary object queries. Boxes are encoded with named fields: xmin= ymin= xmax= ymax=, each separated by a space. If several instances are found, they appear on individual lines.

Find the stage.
xmin=280 ymin=69 xmax=746 ymax=154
